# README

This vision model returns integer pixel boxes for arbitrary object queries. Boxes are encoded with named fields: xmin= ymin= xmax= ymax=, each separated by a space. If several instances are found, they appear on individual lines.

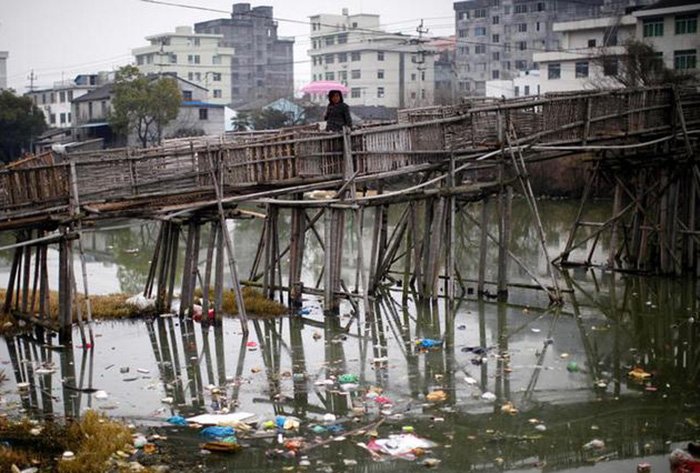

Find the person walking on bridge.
xmin=324 ymin=90 xmax=352 ymax=132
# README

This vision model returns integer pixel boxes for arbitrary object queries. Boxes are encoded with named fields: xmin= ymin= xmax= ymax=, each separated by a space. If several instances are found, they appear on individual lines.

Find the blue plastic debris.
xmin=416 ymin=338 xmax=442 ymax=349
xmin=298 ymin=307 xmax=312 ymax=316
xmin=200 ymin=426 xmax=236 ymax=439
xmin=166 ymin=416 xmax=187 ymax=426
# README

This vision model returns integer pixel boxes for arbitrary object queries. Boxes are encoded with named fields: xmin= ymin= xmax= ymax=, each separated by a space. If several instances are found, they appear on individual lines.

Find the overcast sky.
xmin=0 ymin=0 xmax=456 ymax=94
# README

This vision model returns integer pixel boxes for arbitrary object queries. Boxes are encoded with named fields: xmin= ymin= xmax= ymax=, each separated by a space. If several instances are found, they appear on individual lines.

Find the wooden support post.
xmin=478 ymin=197 xmax=489 ymax=296
xmin=21 ymin=236 xmax=31 ymax=314
xmin=214 ymin=221 xmax=224 ymax=315
xmin=202 ymin=220 xmax=217 ymax=315
xmin=180 ymin=221 xmax=196 ymax=317
xmin=165 ymin=222 xmax=180 ymax=312
xmin=688 ymin=166 xmax=697 ymax=271
xmin=288 ymin=201 xmax=305 ymax=308
xmin=659 ymin=172 xmax=670 ymax=273
xmin=3 ymin=242 xmax=21 ymax=314
xmin=58 ymin=231 xmax=73 ymax=345
xmin=497 ymin=187 xmax=512 ymax=301
xmin=608 ymin=180 xmax=623 ymax=270
xmin=447 ymin=153 xmax=456 ymax=303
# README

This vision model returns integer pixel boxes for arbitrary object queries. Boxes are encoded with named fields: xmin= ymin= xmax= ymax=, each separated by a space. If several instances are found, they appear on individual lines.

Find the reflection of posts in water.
xmin=324 ymin=315 xmax=348 ymax=414
xmin=6 ymin=337 xmax=34 ymax=414
xmin=213 ymin=322 xmax=227 ymax=387
xmin=180 ymin=317 xmax=204 ymax=411
xmin=229 ymin=331 xmax=249 ymax=406
xmin=75 ymin=346 xmax=95 ymax=413
xmin=60 ymin=343 xmax=78 ymax=419
xmin=478 ymin=299 xmax=488 ymax=389
xmin=254 ymin=319 xmax=286 ymax=413
xmin=415 ymin=298 xmax=448 ymax=400
xmin=289 ymin=317 xmax=308 ymax=416
xmin=369 ymin=297 xmax=388 ymax=389
xmin=146 ymin=318 xmax=185 ymax=409
xmin=494 ymin=302 xmax=510 ymax=406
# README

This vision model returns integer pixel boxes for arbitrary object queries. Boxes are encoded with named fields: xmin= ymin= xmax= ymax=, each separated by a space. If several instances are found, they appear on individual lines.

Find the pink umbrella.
xmin=300 ymin=80 xmax=349 ymax=95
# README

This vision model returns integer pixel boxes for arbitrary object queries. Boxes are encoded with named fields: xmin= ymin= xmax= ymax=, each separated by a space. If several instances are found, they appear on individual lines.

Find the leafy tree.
xmin=230 ymin=111 xmax=252 ymax=131
xmin=598 ymin=40 xmax=695 ymax=87
xmin=109 ymin=65 xmax=182 ymax=148
xmin=251 ymin=108 xmax=292 ymax=130
xmin=0 ymin=90 xmax=47 ymax=163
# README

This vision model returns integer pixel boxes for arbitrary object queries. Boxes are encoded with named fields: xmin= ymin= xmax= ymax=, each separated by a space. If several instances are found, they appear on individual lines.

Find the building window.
xmin=548 ymin=63 xmax=561 ymax=79
xmin=503 ymin=61 xmax=511 ymax=70
xmin=575 ymin=61 xmax=589 ymax=78
xmin=377 ymin=87 xmax=384 ymax=98
xmin=588 ymin=39 xmax=596 ymax=47
xmin=324 ymin=54 xmax=334 ymax=64
xmin=68 ymin=91 xmax=73 ymax=101
xmin=325 ymin=72 xmax=335 ymax=80
xmin=351 ymin=52 xmax=361 ymax=61
xmin=199 ymin=108 xmax=208 ymax=120
xmin=514 ymin=86 xmax=520 ymax=97
xmin=351 ymin=69 xmax=361 ymax=79
xmin=50 ymin=114 xmax=56 ymax=124
xmin=212 ymin=72 xmax=222 ymax=81
xmin=338 ymin=52 xmax=347 ymax=63
xmin=183 ymin=90 xmax=193 ymax=101
xmin=537 ymin=2 xmax=545 ymax=11
xmin=338 ymin=33 xmax=348 ymax=44
xmin=675 ymin=49 xmax=697 ymax=70
xmin=212 ymin=55 xmax=221 ymax=65
xmin=517 ymin=41 xmax=527 ymax=51
xmin=474 ymin=8 xmax=486 ymax=18
xmin=188 ymin=72 xmax=194 ymax=80
xmin=459 ymin=29 xmax=468 ymax=38
xmin=676 ymin=14 xmax=698 ymax=34
xmin=524 ymin=85 xmax=530 ymax=95
xmin=59 ymin=91 xmax=66 ymax=103
xmin=377 ymin=69 xmax=384 ymax=79
xmin=514 ymin=3 xmax=527 ymax=13
xmin=213 ymin=89 xmax=222 ymax=98
xmin=492 ymin=34 xmax=500 ymax=43
xmin=475 ymin=44 xmax=486 ymax=54
xmin=492 ymin=70 xmax=500 ymax=79
xmin=411 ymin=73 xmax=416 ymax=81
xmin=492 ymin=52 xmax=500 ymax=60
xmin=518 ymin=23 xmax=527 ymax=33
xmin=60 ymin=113 xmax=66 ymax=124
xmin=475 ymin=27 xmax=486 ymax=36
xmin=515 ymin=60 xmax=527 ymax=70
xmin=351 ymin=88 xmax=361 ymax=98
xmin=411 ymin=91 xmax=417 ymax=99
xmin=603 ymin=57 xmax=618 ymax=75
xmin=325 ymin=36 xmax=335 ymax=46
xmin=377 ymin=51 xmax=385 ymax=61
xmin=459 ymin=12 xmax=469 ymax=20
xmin=643 ymin=18 xmax=664 ymax=37
xmin=195 ymin=72 xmax=201 ymax=81
xmin=492 ymin=16 xmax=499 ymax=24
xmin=338 ymin=70 xmax=347 ymax=82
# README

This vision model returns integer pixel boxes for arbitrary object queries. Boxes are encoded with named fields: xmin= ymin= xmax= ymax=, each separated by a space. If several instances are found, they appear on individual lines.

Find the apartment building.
xmin=308 ymin=9 xmax=435 ymax=108
xmin=453 ymin=0 xmax=604 ymax=96
xmin=132 ymin=26 xmax=234 ymax=105
xmin=532 ymin=15 xmax=637 ymax=93
xmin=0 ymin=51 xmax=7 ymax=90
xmin=633 ymin=0 xmax=699 ymax=77
xmin=25 ymin=73 xmax=110 ymax=129
xmin=195 ymin=3 xmax=295 ymax=107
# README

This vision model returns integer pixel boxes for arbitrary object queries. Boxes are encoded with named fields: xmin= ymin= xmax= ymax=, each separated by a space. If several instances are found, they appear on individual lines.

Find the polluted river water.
xmin=0 ymin=200 xmax=698 ymax=472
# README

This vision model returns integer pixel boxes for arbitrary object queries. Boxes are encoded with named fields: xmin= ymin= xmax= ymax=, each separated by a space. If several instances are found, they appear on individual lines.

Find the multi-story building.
xmin=132 ymin=26 xmax=234 ymax=105
xmin=532 ymin=15 xmax=637 ymax=93
xmin=430 ymin=37 xmax=458 ymax=105
xmin=308 ymin=9 xmax=435 ymax=108
xmin=194 ymin=3 xmax=294 ymax=107
xmin=0 ymin=51 xmax=7 ymax=91
xmin=633 ymin=0 xmax=699 ymax=78
xmin=453 ymin=0 xmax=604 ymax=96
xmin=25 ymin=73 xmax=110 ymax=128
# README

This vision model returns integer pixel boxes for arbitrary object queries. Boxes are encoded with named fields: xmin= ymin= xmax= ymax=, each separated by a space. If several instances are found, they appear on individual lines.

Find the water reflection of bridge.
xmin=4 ymin=268 xmax=697 ymax=471
xmin=2 ymin=86 xmax=699 ymax=343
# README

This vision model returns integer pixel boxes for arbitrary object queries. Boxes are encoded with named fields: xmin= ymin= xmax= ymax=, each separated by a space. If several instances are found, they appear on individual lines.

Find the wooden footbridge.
xmin=1 ymin=85 xmax=699 ymax=343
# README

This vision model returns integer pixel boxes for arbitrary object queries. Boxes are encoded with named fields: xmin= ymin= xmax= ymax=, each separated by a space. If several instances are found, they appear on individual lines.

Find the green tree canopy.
xmin=109 ymin=65 xmax=182 ymax=148
xmin=0 ymin=90 xmax=47 ymax=163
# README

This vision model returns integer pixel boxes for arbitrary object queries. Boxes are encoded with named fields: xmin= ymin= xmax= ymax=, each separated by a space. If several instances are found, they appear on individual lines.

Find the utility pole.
xmin=27 ymin=70 xmax=37 ymax=92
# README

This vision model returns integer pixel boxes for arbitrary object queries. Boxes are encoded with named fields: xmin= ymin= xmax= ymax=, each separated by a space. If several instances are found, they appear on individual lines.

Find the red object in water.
xmin=207 ymin=308 xmax=215 ymax=320
xmin=246 ymin=341 xmax=257 ymax=348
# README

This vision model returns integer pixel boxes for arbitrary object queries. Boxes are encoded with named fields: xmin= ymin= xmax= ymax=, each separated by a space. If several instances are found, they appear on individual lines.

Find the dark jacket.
xmin=324 ymin=91 xmax=352 ymax=132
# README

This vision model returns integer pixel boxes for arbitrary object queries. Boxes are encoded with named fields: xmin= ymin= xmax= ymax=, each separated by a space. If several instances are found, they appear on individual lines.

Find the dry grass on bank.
xmin=0 ymin=410 xmax=146 ymax=473
xmin=0 ymin=287 xmax=287 ymax=335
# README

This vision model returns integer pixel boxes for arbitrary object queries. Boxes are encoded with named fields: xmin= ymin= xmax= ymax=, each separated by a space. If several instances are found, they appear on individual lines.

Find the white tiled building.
xmin=633 ymin=0 xmax=699 ymax=77
xmin=533 ymin=15 xmax=637 ymax=94
xmin=26 ymin=73 xmax=111 ymax=128
xmin=132 ymin=26 xmax=235 ymax=105
xmin=308 ymin=9 xmax=435 ymax=108
xmin=486 ymin=70 xmax=542 ymax=98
